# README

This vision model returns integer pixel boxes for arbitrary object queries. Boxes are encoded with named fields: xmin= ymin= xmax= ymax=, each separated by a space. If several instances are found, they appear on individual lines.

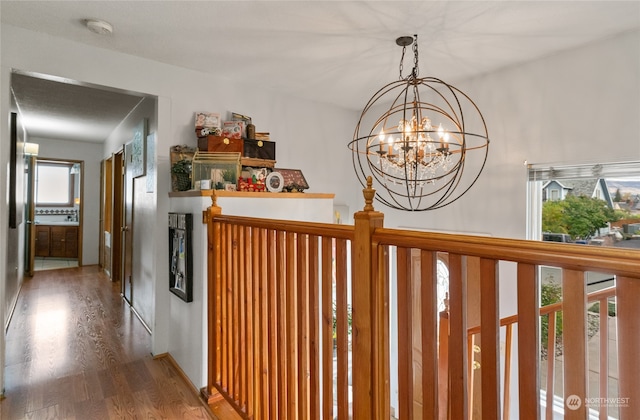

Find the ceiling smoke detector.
xmin=85 ymin=19 xmax=113 ymax=35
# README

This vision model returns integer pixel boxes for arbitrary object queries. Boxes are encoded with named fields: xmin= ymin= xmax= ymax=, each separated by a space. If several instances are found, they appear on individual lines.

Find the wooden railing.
xmin=204 ymin=181 xmax=640 ymax=419
xmin=463 ymin=285 xmax=617 ymax=419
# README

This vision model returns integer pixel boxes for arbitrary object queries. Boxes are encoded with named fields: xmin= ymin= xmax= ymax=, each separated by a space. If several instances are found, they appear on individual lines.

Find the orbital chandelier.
xmin=349 ymin=34 xmax=490 ymax=211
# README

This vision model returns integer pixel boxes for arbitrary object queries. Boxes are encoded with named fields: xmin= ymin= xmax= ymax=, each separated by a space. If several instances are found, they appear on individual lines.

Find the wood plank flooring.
xmin=0 ymin=265 xmax=225 ymax=419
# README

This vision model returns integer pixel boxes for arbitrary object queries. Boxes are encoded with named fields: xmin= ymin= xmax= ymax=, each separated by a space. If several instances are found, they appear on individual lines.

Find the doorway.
xmin=101 ymin=150 xmax=125 ymax=283
xmin=27 ymin=157 xmax=84 ymax=273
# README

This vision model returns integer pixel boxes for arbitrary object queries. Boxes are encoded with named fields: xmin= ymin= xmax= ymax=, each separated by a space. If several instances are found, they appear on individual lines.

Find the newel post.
xmin=203 ymin=193 xmax=223 ymax=403
xmin=351 ymin=177 xmax=389 ymax=419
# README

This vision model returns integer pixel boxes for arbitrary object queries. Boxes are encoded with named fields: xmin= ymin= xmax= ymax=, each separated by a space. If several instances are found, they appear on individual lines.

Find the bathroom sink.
xmin=35 ymin=221 xmax=79 ymax=226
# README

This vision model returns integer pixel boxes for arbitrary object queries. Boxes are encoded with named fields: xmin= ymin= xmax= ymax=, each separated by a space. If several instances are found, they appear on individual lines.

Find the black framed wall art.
xmin=168 ymin=212 xmax=193 ymax=302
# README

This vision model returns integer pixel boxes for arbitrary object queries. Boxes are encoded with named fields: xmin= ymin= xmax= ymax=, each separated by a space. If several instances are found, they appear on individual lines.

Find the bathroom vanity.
xmin=35 ymin=222 xmax=79 ymax=258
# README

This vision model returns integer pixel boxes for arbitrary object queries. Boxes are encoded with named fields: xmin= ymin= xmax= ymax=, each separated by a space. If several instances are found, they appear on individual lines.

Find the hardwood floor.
xmin=0 ymin=266 xmax=220 ymax=419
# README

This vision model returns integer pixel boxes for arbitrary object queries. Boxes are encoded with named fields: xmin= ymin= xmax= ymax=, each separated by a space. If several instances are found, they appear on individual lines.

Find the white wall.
xmin=32 ymin=137 xmax=103 ymax=265
xmin=1 ymin=23 xmax=360 ymax=390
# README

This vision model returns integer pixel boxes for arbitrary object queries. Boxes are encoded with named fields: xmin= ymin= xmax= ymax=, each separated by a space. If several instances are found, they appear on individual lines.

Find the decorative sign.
xmin=168 ymin=213 xmax=193 ymax=302
xmin=146 ymin=132 xmax=156 ymax=193
xmin=130 ymin=118 xmax=148 ymax=178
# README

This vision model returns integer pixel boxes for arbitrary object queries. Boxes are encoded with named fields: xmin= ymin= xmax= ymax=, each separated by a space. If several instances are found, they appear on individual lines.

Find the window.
xmin=550 ymin=189 xmax=559 ymax=201
xmin=35 ymin=161 xmax=74 ymax=206
xmin=436 ymin=258 xmax=449 ymax=312
xmin=528 ymin=160 xmax=640 ymax=245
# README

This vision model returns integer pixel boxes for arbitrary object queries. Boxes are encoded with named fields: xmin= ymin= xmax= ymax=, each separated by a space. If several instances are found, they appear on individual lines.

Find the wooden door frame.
xmin=112 ymin=149 xmax=124 ymax=282
xmin=26 ymin=155 xmax=37 ymax=276
xmin=32 ymin=157 xmax=84 ymax=266
xmin=122 ymin=142 xmax=134 ymax=304
xmin=99 ymin=160 xmax=105 ymax=270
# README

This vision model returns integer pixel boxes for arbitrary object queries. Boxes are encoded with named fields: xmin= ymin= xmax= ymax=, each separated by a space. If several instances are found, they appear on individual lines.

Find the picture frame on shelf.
xmin=266 ymin=171 xmax=284 ymax=193
xmin=195 ymin=112 xmax=221 ymax=129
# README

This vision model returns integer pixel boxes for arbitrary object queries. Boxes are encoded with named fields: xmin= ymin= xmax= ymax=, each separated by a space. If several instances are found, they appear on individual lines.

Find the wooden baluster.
xmin=276 ymin=230 xmax=288 ymax=419
xmin=223 ymin=223 xmax=231 ymax=393
xmin=479 ymin=258 xmax=500 ymax=419
xmin=467 ymin=334 xmax=475 ymax=419
xmin=243 ymin=226 xmax=253 ymax=415
xmin=258 ymin=228 xmax=269 ymax=420
xmin=438 ymin=295 xmax=450 ymax=420
xmin=373 ymin=244 xmax=390 ymax=419
xmin=396 ymin=246 xmax=413 ymax=419
xmin=503 ymin=324 xmax=512 ymax=419
xmin=421 ymin=250 xmax=438 ymax=419
xmin=321 ymin=237 xmax=334 ymax=420
xmin=308 ymin=235 xmax=320 ymax=420
xmin=232 ymin=224 xmax=240 ymax=404
xmin=545 ymin=311 xmax=556 ymax=420
xmin=286 ymin=232 xmax=299 ymax=419
xmin=517 ymin=263 xmax=539 ymax=420
xmin=267 ymin=229 xmax=279 ymax=419
xmin=297 ymin=234 xmax=310 ymax=420
xmin=448 ymin=253 xmax=468 ymax=420
xmin=335 ymin=238 xmax=349 ymax=418
xmin=599 ymin=297 xmax=608 ymax=420
xmin=247 ymin=228 xmax=264 ymax=420
xmin=616 ymin=276 xmax=640 ymax=419
xmin=562 ymin=269 xmax=587 ymax=419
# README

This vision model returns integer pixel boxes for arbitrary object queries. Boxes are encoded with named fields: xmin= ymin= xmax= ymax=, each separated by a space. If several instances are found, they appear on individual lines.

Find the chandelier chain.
xmin=412 ymin=34 xmax=419 ymax=78
xmin=399 ymin=44 xmax=407 ymax=80
xmin=398 ymin=34 xmax=419 ymax=80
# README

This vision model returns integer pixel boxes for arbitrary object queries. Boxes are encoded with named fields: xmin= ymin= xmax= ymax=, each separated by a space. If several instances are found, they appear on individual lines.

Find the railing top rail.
xmin=465 ymin=286 xmax=617 ymax=335
xmin=539 ymin=286 xmax=616 ymax=316
xmin=211 ymin=214 xmax=355 ymax=240
xmin=373 ymin=227 xmax=640 ymax=278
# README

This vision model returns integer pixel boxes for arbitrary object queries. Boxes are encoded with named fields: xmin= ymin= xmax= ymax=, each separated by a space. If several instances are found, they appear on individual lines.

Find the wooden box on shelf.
xmin=243 ymin=139 xmax=276 ymax=161
xmin=240 ymin=157 xmax=276 ymax=168
xmin=198 ymin=135 xmax=244 ymax=154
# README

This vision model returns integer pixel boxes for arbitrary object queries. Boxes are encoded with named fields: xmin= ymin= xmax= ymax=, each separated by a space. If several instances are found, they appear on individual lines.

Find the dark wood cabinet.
xmin=35 ymin=225 xmax=51 ymax=257
xmin=35 ymin=225 xmax=78 ymax=258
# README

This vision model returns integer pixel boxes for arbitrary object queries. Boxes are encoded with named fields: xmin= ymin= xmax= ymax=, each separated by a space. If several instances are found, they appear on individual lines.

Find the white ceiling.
xmin=3 ymin=1 xmax=639 ymax=143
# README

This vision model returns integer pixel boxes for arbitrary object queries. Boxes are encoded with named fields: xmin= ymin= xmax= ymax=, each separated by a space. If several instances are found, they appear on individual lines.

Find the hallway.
xmin=0 ymin=266 xmax=213 ymax=419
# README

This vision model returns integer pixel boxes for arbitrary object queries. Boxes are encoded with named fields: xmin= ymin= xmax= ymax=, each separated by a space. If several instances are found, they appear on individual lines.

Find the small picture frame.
xmin=266 ymin=171 xmax=284 ymax=193
xmin=195 ymin=112 xmax=221 ymax=129
xmin=168 ymin=213 xmax=193 ymax=303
